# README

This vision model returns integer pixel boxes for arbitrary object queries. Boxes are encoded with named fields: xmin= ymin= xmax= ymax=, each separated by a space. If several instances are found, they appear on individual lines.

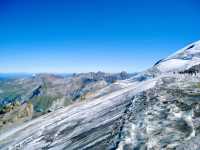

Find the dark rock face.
xmin=179 ymin=63 xmax=200 ymax=74
xmin=29 ymin=85 xmax=42 ymax=99
xmin=153 ymin=58 xmax=164 ymax=66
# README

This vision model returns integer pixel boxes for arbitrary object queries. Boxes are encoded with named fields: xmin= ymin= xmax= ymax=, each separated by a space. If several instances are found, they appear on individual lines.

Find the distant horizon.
xmin=0 ymin=71 xmax=134 ymax=74
xmin=1 ymin=39 xmax=199 ymax=74
xmin=1 ymin=0 xmax=200 ymax=73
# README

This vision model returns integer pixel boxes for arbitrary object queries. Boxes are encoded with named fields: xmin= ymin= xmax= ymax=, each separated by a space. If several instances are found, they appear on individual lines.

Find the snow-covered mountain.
xmin=154 ymin=40 xmax=200 ymax=73
xmin=1 ymin=41 xmax=200 ymax=150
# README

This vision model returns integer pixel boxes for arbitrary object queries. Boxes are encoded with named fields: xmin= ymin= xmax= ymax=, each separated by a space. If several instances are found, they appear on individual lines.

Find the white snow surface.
xmin=155 ymin=40 xmax=200 ymax=72
xmin=156 ymin=59 xmax=190 ymax=72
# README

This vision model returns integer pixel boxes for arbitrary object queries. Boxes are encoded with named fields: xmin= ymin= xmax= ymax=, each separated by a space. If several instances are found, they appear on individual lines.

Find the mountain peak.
xmin=167 ymin=40 xmax=200 ymax=59
xmin=154 ymin=40 xmax=200 ymax=73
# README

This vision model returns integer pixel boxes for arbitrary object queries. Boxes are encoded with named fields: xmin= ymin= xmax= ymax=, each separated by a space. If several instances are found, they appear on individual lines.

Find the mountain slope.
xmin=1 ymin=41 xmax=200 ymax=149
xmin=0 ymin=78 xmax=157 ymax=150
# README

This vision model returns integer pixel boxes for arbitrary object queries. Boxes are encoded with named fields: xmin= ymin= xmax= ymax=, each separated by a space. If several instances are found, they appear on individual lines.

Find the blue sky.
xmin=0 ymin=0 xmax=200 ymax=73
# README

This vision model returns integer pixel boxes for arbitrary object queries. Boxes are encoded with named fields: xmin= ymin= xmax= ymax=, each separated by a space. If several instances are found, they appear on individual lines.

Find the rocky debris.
xmin=115 ymin=75 xmax=200 ymax=149
xmin=0 ymin=102 xmax=33 ymax=131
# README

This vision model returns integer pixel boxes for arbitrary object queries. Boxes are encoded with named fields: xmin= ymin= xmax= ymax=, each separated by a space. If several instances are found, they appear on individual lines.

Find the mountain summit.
xmin=154 ymin=40 xmax=200 ymax=73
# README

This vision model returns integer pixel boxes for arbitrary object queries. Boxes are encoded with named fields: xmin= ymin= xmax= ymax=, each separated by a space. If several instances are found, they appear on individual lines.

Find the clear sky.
xmin=0 ymin=0 xmax=200 ymax=73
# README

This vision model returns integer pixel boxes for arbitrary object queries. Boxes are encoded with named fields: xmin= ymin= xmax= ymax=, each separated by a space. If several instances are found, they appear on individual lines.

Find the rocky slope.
xmin=0 ymin=102 xmax=33 ymax=131
xmin=1 ymin=41 xmax=200 ymax=149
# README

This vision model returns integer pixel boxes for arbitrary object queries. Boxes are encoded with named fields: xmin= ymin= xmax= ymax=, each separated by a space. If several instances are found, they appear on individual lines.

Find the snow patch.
xmin=156 ymin=59 xmax=189 ymax=72
xmin=155 ymin=40 xmax=200 ymax=73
